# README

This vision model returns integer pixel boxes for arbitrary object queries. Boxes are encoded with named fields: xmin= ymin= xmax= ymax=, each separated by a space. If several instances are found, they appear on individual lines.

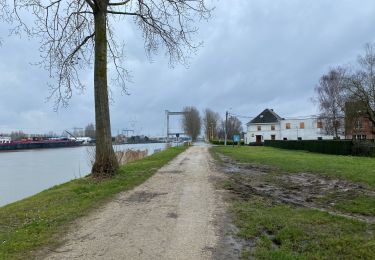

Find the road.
xmin=45 ymin=144 xmax=224 ymax=260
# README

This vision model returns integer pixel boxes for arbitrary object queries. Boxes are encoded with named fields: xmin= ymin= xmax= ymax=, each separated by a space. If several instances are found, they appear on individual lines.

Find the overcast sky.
xmin=1 ymin=0 xmax=375 ymax=136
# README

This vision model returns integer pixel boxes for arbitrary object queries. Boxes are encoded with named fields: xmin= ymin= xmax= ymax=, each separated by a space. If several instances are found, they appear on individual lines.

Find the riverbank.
xmin=0 ymin=142 xmax=169 ymax=206
xmin=211 ymin=146 xmax=375 ymax=258
xmin=0 ymin=146 xmax=187 ymax=259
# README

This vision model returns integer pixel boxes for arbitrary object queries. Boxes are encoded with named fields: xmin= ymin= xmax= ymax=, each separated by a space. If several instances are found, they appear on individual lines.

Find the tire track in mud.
xmin=215 ymin=154 xmax=375 ymax=224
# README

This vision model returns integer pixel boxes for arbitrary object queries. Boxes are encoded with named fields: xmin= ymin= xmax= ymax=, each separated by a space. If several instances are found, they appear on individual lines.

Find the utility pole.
xmin=224 ymin=110 xmax=228 ymax=146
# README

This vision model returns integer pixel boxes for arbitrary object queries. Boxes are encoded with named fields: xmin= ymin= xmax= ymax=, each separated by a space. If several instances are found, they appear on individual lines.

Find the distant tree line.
xmin=85 ymin=124 xmax=96 ymax=139
xmin=1 ymin=123 xmax=96 ymax=141
xmin=0 ymin=131 xmax=59 ymax=140
xmin=314 ymin=42 xmax=375 ymax=137
xmin=181 ymin=106 xmax=243 ymax=142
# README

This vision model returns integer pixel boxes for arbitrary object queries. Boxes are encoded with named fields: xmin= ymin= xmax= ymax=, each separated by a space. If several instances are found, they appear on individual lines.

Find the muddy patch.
xmin=277 ymin=173 xmax=368 ymax=203
xmin=216 ymin=156 xmax=375 ymax=223
xmin=212 ymin=221 xmax=253 ymax=260
xmin=159 ymin=170 xmax=184 ymax=174
xmin=166 ymin=212 xmax=178 ymax=219
xmin=125 ymin=191 xmax=168 ymax=203
xmin=179 ymin=157 xmax=190 ymax=166
xmin=216 ymin=154 xmax=275 ymax=175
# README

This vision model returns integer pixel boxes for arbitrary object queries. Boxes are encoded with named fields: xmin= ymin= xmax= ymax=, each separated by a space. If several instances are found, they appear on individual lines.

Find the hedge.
xmin=210 ymin=140 xmax=245 ymax=146
xmin=264 ymin=140 xmax=375 ymax=157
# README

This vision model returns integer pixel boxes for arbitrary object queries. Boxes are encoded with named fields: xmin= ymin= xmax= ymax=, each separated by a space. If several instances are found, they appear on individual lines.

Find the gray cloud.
xmin=1 ymin=0 xmax=375 ymax=135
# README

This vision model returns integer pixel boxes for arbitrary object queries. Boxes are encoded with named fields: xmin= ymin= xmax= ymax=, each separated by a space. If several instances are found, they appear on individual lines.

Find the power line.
xmin=227 ymin=112 xmax=255 ymax=119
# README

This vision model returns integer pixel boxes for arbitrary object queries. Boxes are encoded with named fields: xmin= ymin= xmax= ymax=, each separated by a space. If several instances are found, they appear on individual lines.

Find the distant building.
xmin=345 ymin=116 xmax=374 ymax=140
xmin=245 ymin=109 xmax=343 ymax=144
xmin=345 ymin=102 xmax=374 ymax=140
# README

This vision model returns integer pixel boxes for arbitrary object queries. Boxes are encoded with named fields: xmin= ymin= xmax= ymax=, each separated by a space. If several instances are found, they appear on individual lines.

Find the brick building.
xmin=345 ymin=102 xmax=375 ymax=140
xmin=345 ymin=116 xmax=374 ymax=140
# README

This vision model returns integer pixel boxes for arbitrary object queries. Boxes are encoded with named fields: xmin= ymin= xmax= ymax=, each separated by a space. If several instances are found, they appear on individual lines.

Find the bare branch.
xmin=5 ymin=0 xmax=212 ymax=107
xmin=108 ymin=0 xmax=131 ymax=6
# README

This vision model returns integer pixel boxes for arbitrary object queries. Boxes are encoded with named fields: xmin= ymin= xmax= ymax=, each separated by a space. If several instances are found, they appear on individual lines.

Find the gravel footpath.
xmin=45 ymin=144 xmax=224 ymax=260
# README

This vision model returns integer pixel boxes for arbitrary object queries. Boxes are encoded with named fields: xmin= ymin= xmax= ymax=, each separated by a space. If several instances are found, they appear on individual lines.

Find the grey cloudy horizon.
xmin=1 ymin=0 xmax=375 ymax=137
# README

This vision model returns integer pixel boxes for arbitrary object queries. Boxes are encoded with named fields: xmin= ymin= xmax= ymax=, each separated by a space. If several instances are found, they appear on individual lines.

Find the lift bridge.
xmin=165 ymin=110 xmax=187 ymax=142
xmin=122 ymin=129 xmax=134 ymax=137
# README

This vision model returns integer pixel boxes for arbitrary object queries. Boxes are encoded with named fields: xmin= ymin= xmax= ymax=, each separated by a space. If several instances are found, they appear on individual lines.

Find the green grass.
xmin=232 ymin=196 xmax=375 ymax=259
xmin=0 ymin=146 xmax=187 ymax=260
xmin=211 ymin=145 xmax=375 ymax=259
xmin=332 ymin=194 xmax=375 ymax=216
xmin=212 ymin=146 xmax=375 ymax=187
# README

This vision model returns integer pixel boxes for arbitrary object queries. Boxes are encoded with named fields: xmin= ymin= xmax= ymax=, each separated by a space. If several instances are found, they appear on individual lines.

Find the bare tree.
xmin=314 ymin=67 xmax=346 ymax=137
xmin=85 ymin=123 xmax=96 ymax=138
xmin=182 ymin=106 xmax=201 ymax=141
xmin=343 ymin=43 xmax=375 ymax=134
xmin=10 ymin=130 xmax=27 ymax=141
xmin=202 ymin=108 xmax=220 ymax=141
xmin=3 ymin=0 xmax=211 ymax=177
xmin=218 ymin=116 xmax=242 ymax=140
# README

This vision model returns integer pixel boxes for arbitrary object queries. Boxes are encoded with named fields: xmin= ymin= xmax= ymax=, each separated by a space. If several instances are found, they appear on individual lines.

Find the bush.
xmin=264 ymin=140 xmax=359 ymax=156
xmin=210 ymin=140 xmax=245 ymax=146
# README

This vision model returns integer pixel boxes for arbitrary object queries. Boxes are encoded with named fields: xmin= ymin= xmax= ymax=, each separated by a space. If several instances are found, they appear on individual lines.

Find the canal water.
xmin=0 ymin=143 xmax=168 ymax=207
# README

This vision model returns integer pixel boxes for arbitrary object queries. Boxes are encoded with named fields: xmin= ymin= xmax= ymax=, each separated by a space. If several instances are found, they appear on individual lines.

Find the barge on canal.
xmin=0 ymin=137 xmax=83 ymax=151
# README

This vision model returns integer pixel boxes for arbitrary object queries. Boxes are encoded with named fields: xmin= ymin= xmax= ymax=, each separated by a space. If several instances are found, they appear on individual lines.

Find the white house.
xmin=245 ymin=109 xmax=343 ymax=144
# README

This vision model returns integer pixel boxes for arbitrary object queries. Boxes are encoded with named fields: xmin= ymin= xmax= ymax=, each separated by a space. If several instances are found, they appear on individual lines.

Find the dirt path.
xmin=45 ymin=145 xmax=225 ymax=260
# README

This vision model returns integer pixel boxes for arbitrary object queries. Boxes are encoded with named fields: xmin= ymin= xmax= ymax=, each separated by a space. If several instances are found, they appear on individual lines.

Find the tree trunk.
xmin=91 ymin=8 xmax=119 ymax=177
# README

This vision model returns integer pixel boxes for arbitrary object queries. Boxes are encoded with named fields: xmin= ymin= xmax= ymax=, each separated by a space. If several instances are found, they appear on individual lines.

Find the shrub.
xmin=210 ymin=140 xmax=245 ymax=146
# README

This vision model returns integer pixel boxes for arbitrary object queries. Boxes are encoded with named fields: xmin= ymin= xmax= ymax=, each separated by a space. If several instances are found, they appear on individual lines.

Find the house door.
xmin=256 ymin=135 xmax=262 ymax=143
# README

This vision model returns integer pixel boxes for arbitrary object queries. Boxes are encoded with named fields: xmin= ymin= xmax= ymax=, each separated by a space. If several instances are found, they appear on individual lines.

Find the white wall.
xmin=246 ymin=123 xmax=281 ymax=143
xmin=280 ymin=118 xmax=323 ymax=140
xmin=246 ymin=117 xmax=343 ymax=143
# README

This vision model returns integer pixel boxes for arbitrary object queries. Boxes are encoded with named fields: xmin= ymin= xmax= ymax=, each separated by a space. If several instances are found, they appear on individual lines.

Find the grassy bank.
xmin=211 ymin=146 xmax=375 ymax=259
xmin=232 ymin=196 xmax=375 ymax=259
xmin=0 ymin=146 xmax=187 ymax=260
xmin=213 ymin=146 xmax=375 ymax=187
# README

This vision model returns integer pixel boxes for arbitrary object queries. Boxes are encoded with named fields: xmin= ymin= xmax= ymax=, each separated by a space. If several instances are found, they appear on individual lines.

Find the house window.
xmin=300 ymin=122 xmax=305 ymax=129
xmin=355 ymin=120 xmax=363 ymax=129
xmin=257 ymin=125 xmax=261 ymax=131
xmin=271 ymin=135 xmax=276 ymax=140
xmin=271 ymin=125 xmax=275 ymax=131
xmin=317 ymin=121 xmax=323 ymax=128
xmin=283 ymin=137 xmax=288 ymax=140
xmin=298 ymin=137 xmax=302 ymax=141
xmin=317 ymin=137 xmax=323 ymax=140
xmin=285 ymin=123 xmax=291 ymax=129
xmin=354 ymin=135 xmax=366 ymax=140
